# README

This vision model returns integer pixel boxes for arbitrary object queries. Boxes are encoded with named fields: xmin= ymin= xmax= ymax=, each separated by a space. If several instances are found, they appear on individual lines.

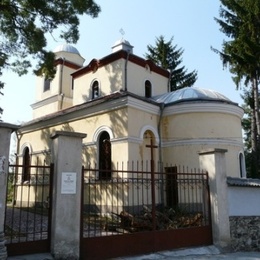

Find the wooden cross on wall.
xmin=146 ymin=138 xmax=158 ymax=170
xmin=146 ymin=137 xmax=158 ymax=230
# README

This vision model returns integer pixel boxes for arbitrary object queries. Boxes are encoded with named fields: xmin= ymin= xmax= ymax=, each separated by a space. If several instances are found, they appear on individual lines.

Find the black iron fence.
xmin=81 ymin=162 xmax=211 ymax=238
xmin=4 ymin=163 xmax=53 ymax=255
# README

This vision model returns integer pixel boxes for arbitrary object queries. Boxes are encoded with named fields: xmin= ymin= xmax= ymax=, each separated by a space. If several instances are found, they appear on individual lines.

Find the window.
xmin=145 ymin=80 xmax=152 ymax=98
xmin=92 ymin=80 xmax=99 ymax=99
xmin=99 ymin=131 xmax=111 ymax=180
xmin=43 ymin=78 xmax=51 ymax=92
xmin=23 ymin=147 xmax=31 ymax=182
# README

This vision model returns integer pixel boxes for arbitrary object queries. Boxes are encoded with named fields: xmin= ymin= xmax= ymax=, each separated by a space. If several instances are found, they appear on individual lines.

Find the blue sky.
xmin=1 ymin=0 xmax=243 ymax=124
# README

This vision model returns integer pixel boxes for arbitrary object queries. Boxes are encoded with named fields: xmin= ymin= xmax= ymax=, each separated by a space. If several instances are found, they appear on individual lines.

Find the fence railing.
xmin=81 ymin=163 xmax=211 ymax=238
xmin=5 ymin=164 xmax=53 ymax=244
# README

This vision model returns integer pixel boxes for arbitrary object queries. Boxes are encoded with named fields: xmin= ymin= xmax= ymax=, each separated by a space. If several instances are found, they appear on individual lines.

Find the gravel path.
xmin=4 ymin=207 xmax=49 ymax=243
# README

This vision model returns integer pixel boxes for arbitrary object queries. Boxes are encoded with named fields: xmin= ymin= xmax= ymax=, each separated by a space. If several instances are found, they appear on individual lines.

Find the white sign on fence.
xmin=61 ymin=172 xmax=77 ymax=194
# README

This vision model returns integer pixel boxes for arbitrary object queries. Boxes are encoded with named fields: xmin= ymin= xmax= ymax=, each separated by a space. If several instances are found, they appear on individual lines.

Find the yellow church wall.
xmin=19 ymin=107 xmax=130 ymax=166
xmin=162 ymin=144 xmax=241 ymax=178
xmin=127 ymin=104 xmax=160 ymax=164
xmin=32 ymin=100 xmax=60 ymax=119
xmin=160 ymin=107 xmax=244 ymax=177
xmin=35 ymin=64 xmax=74 ymax=102
xmin=73 ymin=59 xmax=124 ymax=105
xmin=126 ymin=62 xmax=168 ymax=96
xmin=83 ymin=182 xmax=156 ymax=215
xmin=162 ymin=112 xmax=242 ymax=141
xmin=15 ymin=185 xmax=49 ymax=207
xmin=59 ymin=65 xmax=75 ymax=97
xmin=35 ymin=76 xmax=46 ymax=101
xmin=73 ymin=58 xmax=168 ymax=106
xmin=127 ymin=106 xmax=158 ymax=137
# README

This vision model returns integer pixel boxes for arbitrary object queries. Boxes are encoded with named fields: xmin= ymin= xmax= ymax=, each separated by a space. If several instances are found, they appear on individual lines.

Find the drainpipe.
xmin=124 ymin=51 xmax=130 ymax=91
xmin=158 ymin=102 xmax=165 ymax=204
xmin=59 ymin=57 xmax=65 ymax=110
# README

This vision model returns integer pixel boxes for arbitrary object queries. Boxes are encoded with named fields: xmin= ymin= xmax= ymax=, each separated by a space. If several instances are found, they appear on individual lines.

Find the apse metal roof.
xmin=152 ymin=87 xmax=233 ymax=105
xmin=53 ymin=44 xmax=80 ymax=55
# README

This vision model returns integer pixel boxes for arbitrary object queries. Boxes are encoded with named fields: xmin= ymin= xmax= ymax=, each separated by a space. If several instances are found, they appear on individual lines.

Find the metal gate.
xmin=4 ymin=163 xmax=54 ymax=256
xmin=80 ymin=163 xmax=212 ymax=259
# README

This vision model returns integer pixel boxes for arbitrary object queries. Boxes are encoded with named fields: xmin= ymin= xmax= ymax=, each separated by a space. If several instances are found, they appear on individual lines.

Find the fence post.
xmin=199 ymin=148 xmax=231 ymax=249
xmin=50 ymin=131 xmax=86 ymax=259
xmin=0 ymin=123 xmax=18 ymax=260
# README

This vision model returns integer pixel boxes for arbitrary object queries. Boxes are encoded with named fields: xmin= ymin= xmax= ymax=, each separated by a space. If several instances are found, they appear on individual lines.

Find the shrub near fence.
xmin=82 ymin=162 xmax=211 ymax=238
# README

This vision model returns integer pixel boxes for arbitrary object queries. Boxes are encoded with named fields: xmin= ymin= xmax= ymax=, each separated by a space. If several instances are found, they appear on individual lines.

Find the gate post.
xmin=199 ymin=148 xmax=231 ymax=249
xmin=0 ymin=123 xmax=18 ymax=260
xmin=50 ymin=131 xmax=86 ymax=259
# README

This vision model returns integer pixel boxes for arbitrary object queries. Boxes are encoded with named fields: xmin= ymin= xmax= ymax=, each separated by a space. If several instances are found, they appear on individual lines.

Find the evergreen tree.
xmin=145 ymin=36 xmax=198 ymax=91
xmin=0 ymin=0 xmax=101 ymax=118
xmin=213 ymin=0 xmax=260 ymax=177
xmin=241 ymin=88 xmax=260 ymax=178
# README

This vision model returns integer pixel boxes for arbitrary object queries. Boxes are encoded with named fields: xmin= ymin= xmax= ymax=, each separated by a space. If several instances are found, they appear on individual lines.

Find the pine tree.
xmin=145 ymin=36 xmax=198 ymax=91
xmin=213 ymin=0 xmax=260 ymax=177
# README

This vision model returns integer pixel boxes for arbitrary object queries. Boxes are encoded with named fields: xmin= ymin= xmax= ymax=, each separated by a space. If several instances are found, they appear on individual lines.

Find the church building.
xmin=15 ymin=39 xmax=245 ymax=180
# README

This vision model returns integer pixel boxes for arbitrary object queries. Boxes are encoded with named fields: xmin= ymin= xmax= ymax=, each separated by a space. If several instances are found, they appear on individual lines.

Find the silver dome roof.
xmin=53 ymin=44 xmax=80 ymax=55
xmin=152 ymin=87 xmax=232 ymax=104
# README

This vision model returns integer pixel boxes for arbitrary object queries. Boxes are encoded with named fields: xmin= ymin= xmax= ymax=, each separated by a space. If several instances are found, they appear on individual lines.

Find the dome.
xmin=113 ymin=38 xmax=131 ymax=46
xmin=152 ymin=87 xmax=233 ymax=104
xmin=53 ymin=43 xmax=80 ymax=55
xmin=112 ymin=38 xmax=133 ymax=54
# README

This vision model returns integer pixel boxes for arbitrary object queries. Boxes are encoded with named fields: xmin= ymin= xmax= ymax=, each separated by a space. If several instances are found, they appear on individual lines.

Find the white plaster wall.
xmin=228 ymin=186 xmax=260 ymax=216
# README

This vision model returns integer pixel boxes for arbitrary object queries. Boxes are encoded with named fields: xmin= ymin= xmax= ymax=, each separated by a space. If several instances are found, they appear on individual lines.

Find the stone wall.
xmin=230 ymin=216 xmax=260 ymax=251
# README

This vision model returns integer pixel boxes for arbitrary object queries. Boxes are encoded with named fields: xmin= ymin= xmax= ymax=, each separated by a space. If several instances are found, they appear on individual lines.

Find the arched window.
xmin=23 ymin=147 xmax=31 ymax=182
xmin=92 ymin=80 xmax=99 ymax=99
xmin=99 ymin=131 xmax=111 ymax=180
xmin=145 ymin=80 xmax=152 ymax=98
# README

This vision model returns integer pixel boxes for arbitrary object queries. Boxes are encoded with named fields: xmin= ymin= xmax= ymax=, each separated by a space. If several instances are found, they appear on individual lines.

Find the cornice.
xmin=20 ymin=95 xmax=160 ymax=134
xmin=31 ymin=95 xmax=60 ymax=109
xmin=162 ymin=138 xmax=244 ymax=148
xmin=164 ymin=102 xmax=244 ymax=119
xmin=71 ymin=50 xmax=169 ymax=79
xmin=127 ymin=96 xmax=160 ymax=115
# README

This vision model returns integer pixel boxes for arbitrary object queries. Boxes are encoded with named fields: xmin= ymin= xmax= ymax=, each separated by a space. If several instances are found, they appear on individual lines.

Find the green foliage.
xmin=212 ymin=0 xmax=260 ymax=88
xmin=145 ymin=36 xmax=198 ymax=91
xmin=0 ymin=0 xmax=101 ymax=117
xmin=213 ymin=0 xmax=260 ymax=177
xmin=241 ymin=88 xmax=260 ymax=178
